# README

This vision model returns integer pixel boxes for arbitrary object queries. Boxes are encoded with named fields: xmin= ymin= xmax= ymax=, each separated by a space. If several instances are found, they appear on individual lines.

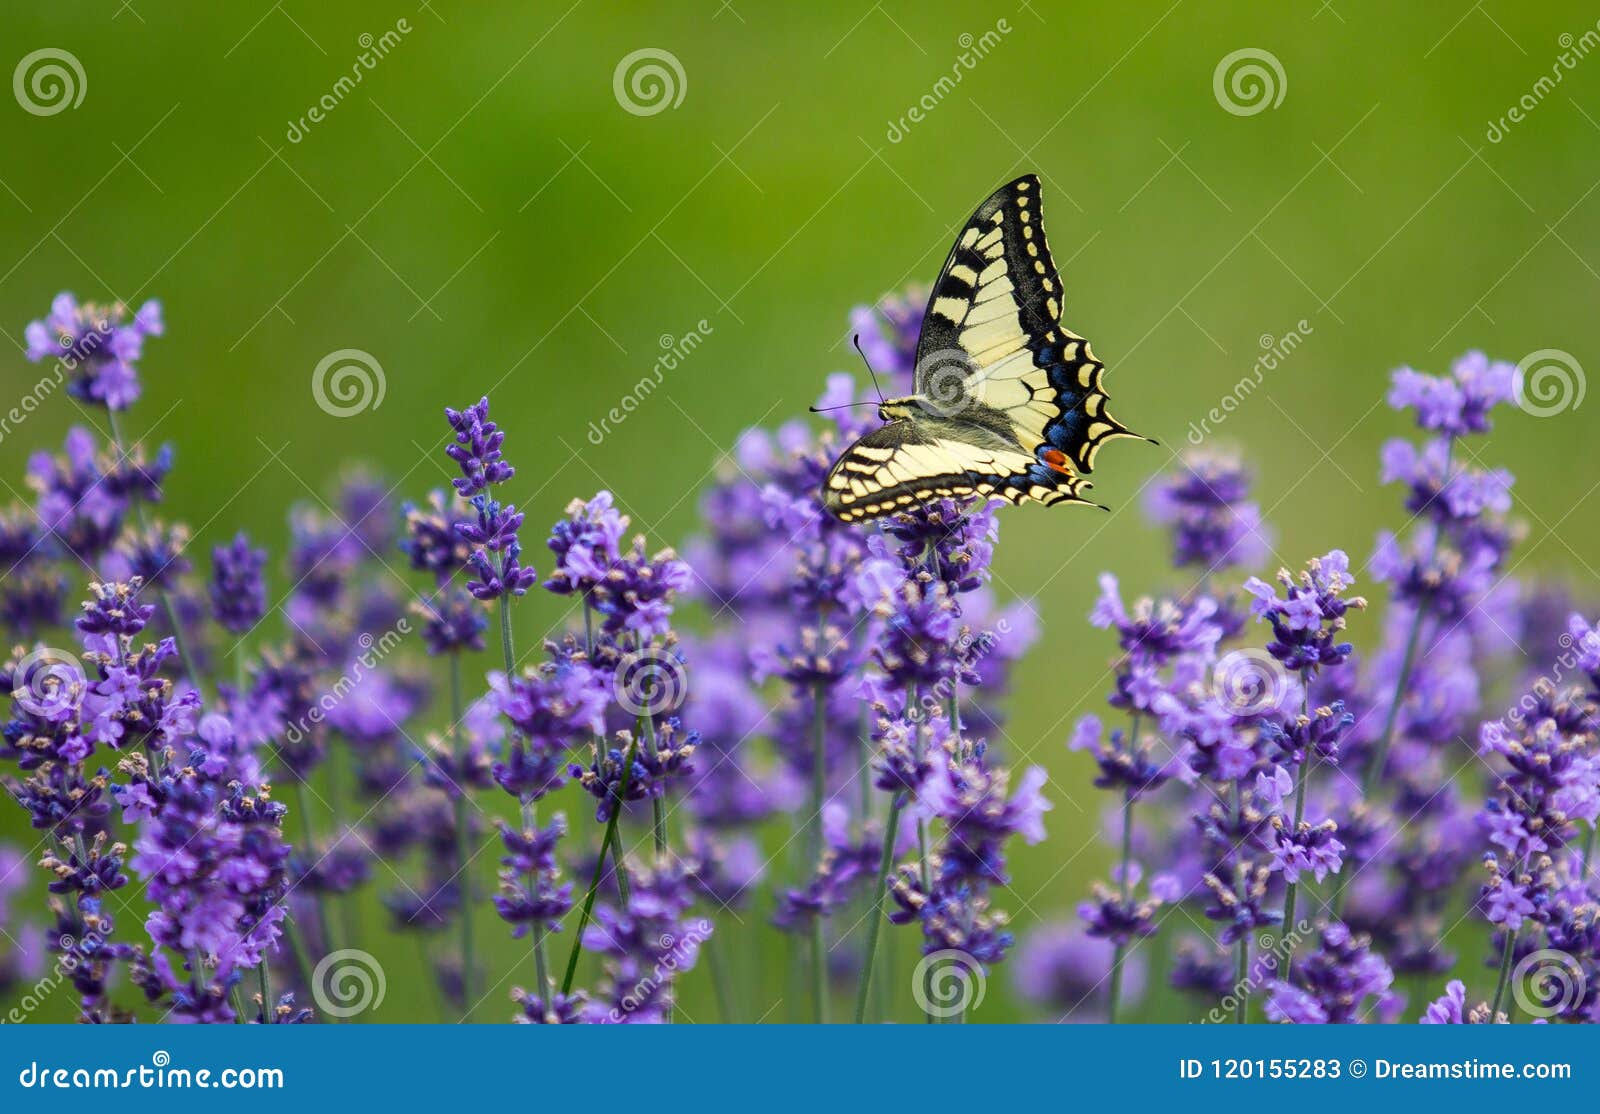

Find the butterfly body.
xmin=823 ymin=175 xmax=1147 ymax=524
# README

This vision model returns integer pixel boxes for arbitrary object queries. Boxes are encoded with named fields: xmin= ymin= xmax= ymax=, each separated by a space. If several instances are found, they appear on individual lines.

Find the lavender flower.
xmin=444 ymin=397 xmax=515 ymax=496
xmin=25 ymin=293 xmax=163 ymax=410
xmin=1387 ymin=351 xmax=1516 ymax=437
xmin=1244 ymin=552 xmax=1366 ymax=673
xmin=401 ymin=490 xmax=471 ymax=583
xmin=1144 ymin=451 xmax=1271 ymax=571
xmin=209 ymin=532 xmax=267 ymax=635
xmin=1013 ymin=921 xmax=1147 ymax=1020
xmin=544 ymin=491 xmax=627 ymax=598
xmin=570 ymin=718 xmax=697 ymax=823
xmin=583 ymin=858 xmax=709 ymax=1023
xmin=1264 ymin=922 xmax=1397 ymax=1023
xmin=491 ymin=656 xmax=608 ymax=803
xmin=493 ymin=814 xmax=573 ymax=940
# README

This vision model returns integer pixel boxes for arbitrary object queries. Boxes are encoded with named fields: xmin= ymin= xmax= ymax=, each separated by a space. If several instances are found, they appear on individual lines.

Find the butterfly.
xmin=822 ymin=174 xmax=1149 ymax=524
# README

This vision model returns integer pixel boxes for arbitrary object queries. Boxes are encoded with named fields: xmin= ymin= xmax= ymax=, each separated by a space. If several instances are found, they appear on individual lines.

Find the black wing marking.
xmin=821 ymin=420 xmax=1090 ymax=525
xmin=912 ymin=175 xmax=1145 ymax=497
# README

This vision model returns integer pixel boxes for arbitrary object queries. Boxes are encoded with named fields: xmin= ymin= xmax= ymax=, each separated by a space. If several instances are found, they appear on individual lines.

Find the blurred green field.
xmin=1 ymin=1 xmax=1596 ymax=1023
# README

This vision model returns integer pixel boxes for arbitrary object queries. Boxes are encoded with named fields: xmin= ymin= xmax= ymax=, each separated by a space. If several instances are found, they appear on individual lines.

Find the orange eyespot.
xmin=1040 ymin=448 xmax=1074 ymax=477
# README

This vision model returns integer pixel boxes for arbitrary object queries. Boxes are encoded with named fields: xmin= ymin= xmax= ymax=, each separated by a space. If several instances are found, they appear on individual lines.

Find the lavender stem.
xmin=810 ymin=681 xmax=829 ymax=1024
xmin=560 ymin=732 xmax=639 ymax=995
xmin=447 ymin=650 xmax=476 ymax=1022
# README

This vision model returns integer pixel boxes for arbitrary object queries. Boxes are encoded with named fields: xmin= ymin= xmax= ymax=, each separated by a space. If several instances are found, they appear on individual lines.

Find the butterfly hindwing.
xmin=821 ymin=419 xmax=1088 ymax=524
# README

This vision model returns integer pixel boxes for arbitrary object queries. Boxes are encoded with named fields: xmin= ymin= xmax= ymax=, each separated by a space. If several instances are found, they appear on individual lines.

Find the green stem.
xmin=293 ymin=778 xmax=337 ymax=958
xmin=280 ymin=915 xmax=316 ymax=1003
xmin=561 ymin=733 xmax=640 ymax=995
xmin=706 ymin=934 xmax=736 ymax=1023
xmin=1108 ymin=714 xmax=1143 ymax=1024
xmin=810 ymin=681 xmax=829 ymax=1024
xmin=1108 ymin=796 xmax=1135 ymax=1024
xmin=651 ymin=796 xmax=668 ymax=857
xmin=1361 ymin=608 xmax=1425 ymax=795
xmin=498 ymin=593 xmax=515 ymax=675
xmin=852 ymin=795 xmax=904 ymax=1023
xmin=1279 ymin=681 xmax=1314 ymax=979
xmin=1490 ymin=926 xmax=1518 ymax=1019
xmin=448 ymin=651 xmax=476 ymax=1022
xmin=257 ymin=960 xmax=272 ymax=1023
xmin=916 ymin=817 xmax=933 ymax=1024
xmin=522 ymin=798 xmax=552 ymax=1005
xmin=1232 ymin=783 xmax=1248 ymax=1024
xmin=1234 ymin=928 xmax=1248 ymax=1025
xmin=1362 ymin=439 xmax=1451 ymax=796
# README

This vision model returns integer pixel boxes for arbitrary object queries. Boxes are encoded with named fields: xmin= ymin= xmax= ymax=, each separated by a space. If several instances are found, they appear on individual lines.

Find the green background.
xmin=1 ymin=1 xmax=1596 ymax=1023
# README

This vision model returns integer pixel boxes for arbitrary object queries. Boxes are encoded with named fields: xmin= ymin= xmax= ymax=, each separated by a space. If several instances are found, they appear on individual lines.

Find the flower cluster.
xmin=4 ymin=277 xmax=1596 ymax=1033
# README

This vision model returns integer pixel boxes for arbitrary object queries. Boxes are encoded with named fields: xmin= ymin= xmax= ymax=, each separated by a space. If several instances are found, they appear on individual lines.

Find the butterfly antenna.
xmin=852 ymin=334 xmax=887 ymax=404
xmin=808 ymin=401 xmax=878 ymax=414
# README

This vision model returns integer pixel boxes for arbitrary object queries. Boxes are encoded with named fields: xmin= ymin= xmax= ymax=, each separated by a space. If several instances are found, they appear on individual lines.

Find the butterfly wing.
xmin=911 ymin=174 xmax=1145 ymax=507
xmin=821 ymin=419 xmax=1079 ymax=524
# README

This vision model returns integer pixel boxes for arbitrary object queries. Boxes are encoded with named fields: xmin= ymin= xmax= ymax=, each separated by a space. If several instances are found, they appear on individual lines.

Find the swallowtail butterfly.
xmin=823 ymin=175 xmax=1148 ymax=524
